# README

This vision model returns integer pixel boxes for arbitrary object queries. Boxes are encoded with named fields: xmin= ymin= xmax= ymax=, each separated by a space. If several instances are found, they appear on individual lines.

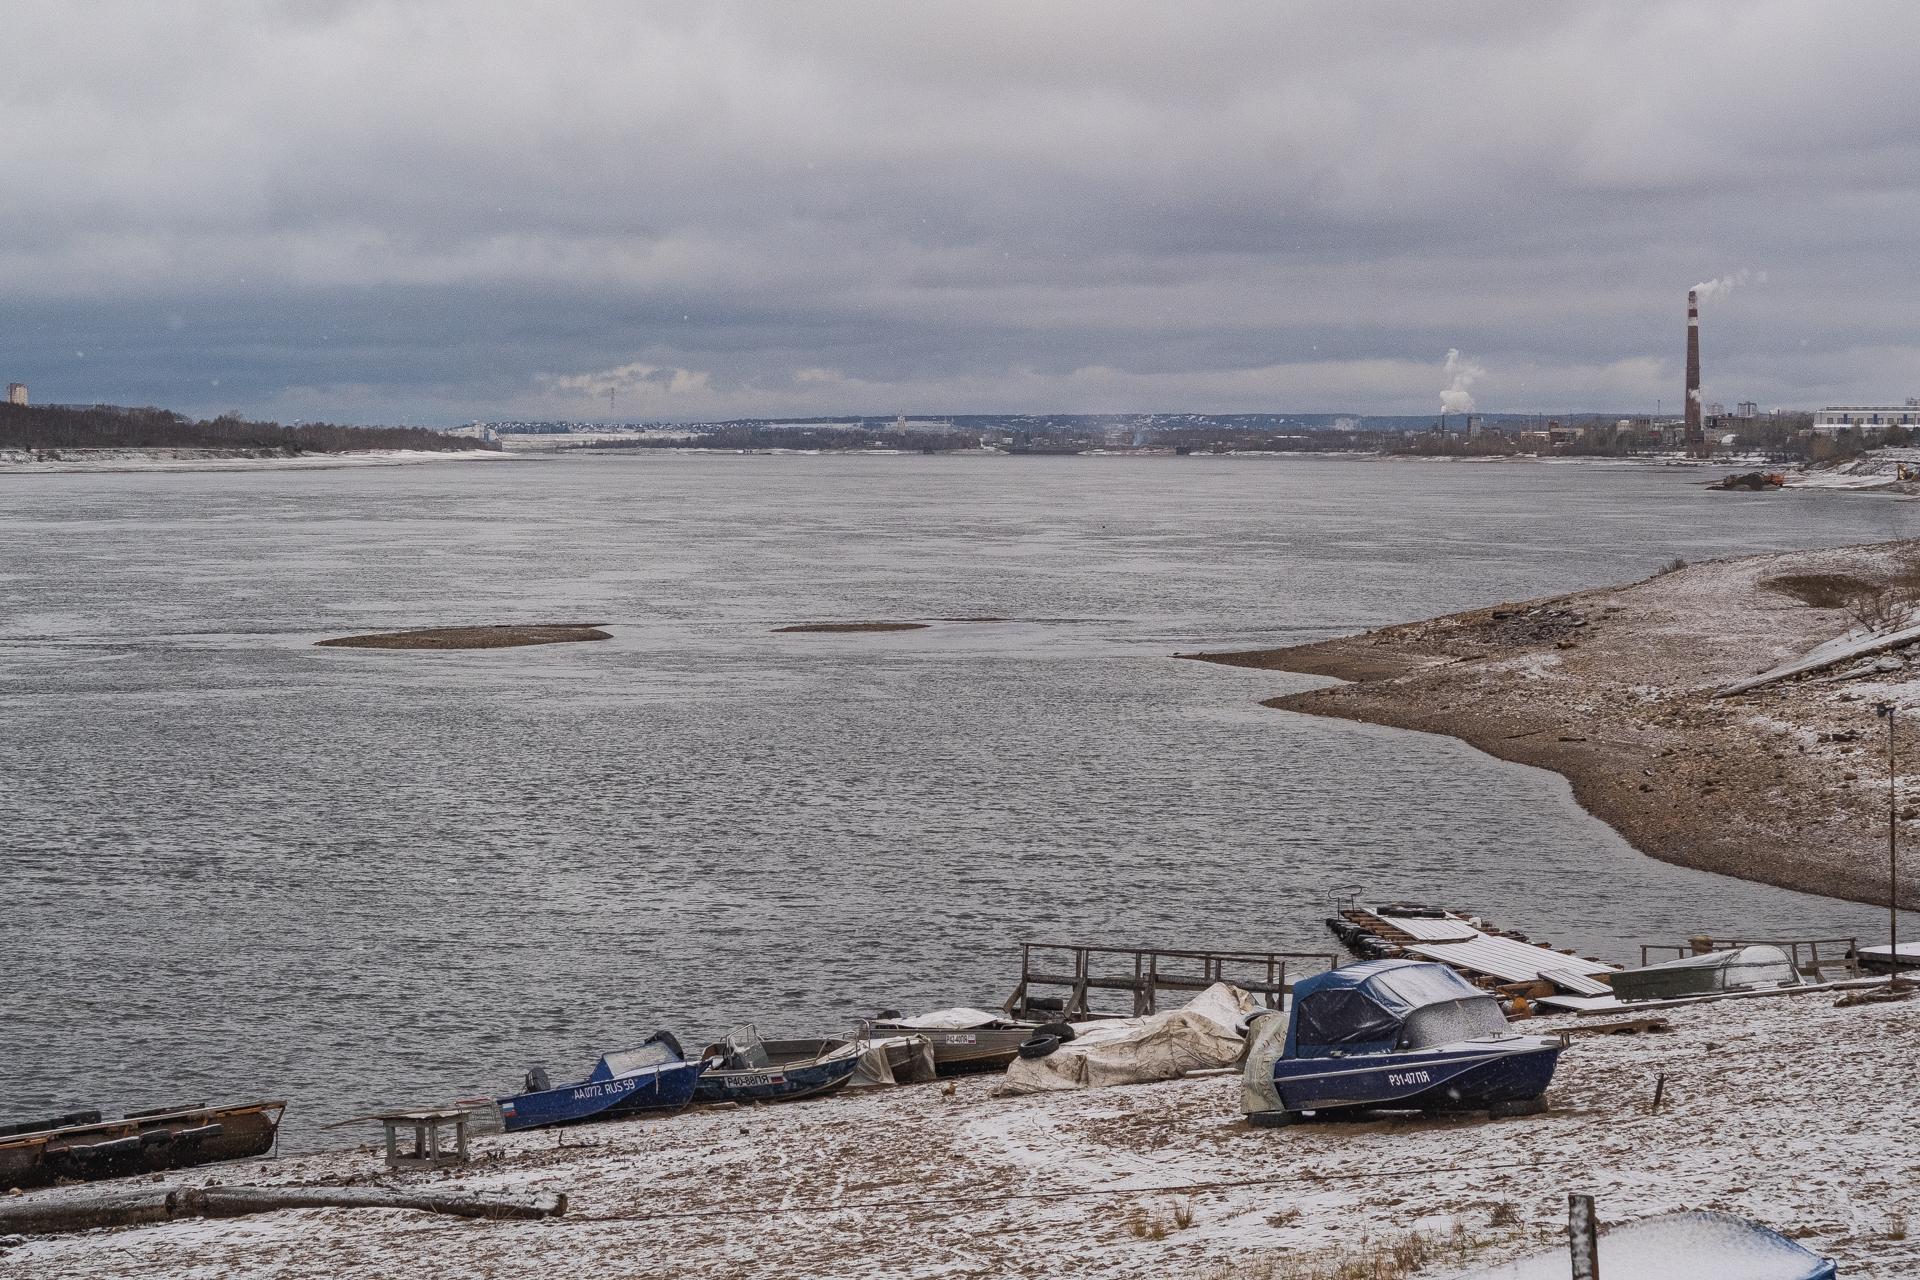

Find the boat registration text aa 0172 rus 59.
xmin=570 ymin=1077 xmax=643 ymax=1102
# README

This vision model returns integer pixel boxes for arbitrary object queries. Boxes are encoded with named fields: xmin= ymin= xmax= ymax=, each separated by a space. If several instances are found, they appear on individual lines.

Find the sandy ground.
xmin=1193 ymin=539 xmax=1920 ymax=909
xmin=6 ymin=991 xmax=1916 ymax=1279
xmin=0 ymin=447 xmax=512 ymax=472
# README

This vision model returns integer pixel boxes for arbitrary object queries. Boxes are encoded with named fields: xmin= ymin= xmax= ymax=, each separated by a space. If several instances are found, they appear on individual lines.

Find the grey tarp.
xmin=994 ymin=983 xmax=1257 ymax=1095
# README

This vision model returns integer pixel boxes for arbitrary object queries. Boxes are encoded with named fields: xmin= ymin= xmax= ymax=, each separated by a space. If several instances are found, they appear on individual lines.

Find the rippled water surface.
xmin=4 ymin=453 xmax=1917 ymax=1147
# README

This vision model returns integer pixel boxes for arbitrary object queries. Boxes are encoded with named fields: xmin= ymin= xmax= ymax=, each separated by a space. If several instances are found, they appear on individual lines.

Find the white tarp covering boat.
xmin=994 ymin=983 xmax=1257 ymax=1095
xmin=881 ymin=1008 xmax=1005 ymax=1030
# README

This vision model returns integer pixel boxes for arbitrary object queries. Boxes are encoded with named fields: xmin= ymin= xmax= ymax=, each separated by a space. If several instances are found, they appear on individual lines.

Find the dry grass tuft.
xmin=1762 ymin=572 xmax=1880 ymax=610
xmin=1207 ymin=1220 xmax=1496 ymax=1280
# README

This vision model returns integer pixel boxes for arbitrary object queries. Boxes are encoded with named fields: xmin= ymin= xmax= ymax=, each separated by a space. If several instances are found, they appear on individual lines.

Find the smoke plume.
xmin=1692 ymin=269 xmax=1766 ymax=302
xmin=1439 ymin=348 xmax=1484 ymax=414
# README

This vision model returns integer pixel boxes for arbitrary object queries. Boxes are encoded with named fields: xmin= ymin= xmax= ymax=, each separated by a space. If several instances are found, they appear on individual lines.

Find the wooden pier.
xmin=1000 ymin=942 xmax=1341 ymax=1020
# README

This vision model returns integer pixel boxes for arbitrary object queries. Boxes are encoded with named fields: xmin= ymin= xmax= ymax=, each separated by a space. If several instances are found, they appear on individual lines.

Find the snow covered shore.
xmin=0 ymin=447 xmax=512 ymax=473
xmin=5 ymin=990 xmax=1914 ymax=1278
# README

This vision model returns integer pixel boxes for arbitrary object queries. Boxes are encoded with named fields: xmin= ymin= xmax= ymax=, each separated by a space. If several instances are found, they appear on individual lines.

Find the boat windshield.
xmin=1394 ymin=996 xmax=1510 ymax=1050
xmin=598 ymin=1042 xmax=680 ymax=1077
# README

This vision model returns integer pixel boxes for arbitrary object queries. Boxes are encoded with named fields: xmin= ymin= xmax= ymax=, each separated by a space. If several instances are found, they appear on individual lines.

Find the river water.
xmin=4 ymin=452 xmax=1916 ymax=1147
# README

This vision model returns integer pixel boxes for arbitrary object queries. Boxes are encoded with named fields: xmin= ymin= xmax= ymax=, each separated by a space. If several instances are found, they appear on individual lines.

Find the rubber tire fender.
xmin=1033 ymin=1020 xmax=1077 ymax=1043
xmin=1017 ymin=1034 xmax=1062 ymax=1060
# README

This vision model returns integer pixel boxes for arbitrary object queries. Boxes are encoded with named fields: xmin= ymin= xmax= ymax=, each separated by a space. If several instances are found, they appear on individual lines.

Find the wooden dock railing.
xmin=1001 ymin=942 xmax=1342 ymax=1020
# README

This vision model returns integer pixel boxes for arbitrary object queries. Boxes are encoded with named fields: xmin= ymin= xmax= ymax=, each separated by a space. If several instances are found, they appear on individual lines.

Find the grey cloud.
xmin=4 ymin=1 xmax=1920 ymax=420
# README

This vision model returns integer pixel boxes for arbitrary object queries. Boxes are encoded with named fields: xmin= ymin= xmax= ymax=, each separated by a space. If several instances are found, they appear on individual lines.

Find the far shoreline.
xmin=0 ymin=446 xmax=515 ymax=475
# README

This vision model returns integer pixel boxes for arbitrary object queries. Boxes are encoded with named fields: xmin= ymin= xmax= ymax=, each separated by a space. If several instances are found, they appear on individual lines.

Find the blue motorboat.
xmin=1243 ymin=959 xmax=1563 ymax=1126
xmin=497 ymin=1035 xmax=706 ymax=1133
xmin=694 ymin=1026 xmax=863 ymax=1105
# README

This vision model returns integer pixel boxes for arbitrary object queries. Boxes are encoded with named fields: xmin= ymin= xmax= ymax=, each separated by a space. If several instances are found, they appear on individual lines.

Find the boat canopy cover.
xmin=1284 ymin=959 xmax=1502 ymax=1060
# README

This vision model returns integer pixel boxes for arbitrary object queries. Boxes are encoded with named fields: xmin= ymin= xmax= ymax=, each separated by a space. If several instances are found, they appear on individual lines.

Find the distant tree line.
xmin=0 ymin=403 xmax=496 ymax=454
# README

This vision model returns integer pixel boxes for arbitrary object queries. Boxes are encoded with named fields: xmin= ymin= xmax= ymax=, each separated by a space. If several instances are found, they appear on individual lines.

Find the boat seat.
xmin=723 ymin=1024 xmax=770 ymax=1070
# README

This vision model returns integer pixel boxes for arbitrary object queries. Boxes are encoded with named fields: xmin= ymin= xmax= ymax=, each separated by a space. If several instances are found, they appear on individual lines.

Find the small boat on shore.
xmin=0 ymin=1100 xmax=286 ymax=1190
xmin=1612 ymin=944 xmax=1802 ymax=1001
xmin=1243 ymin=959 xmax=1563 ymax=1126
xmin=1857 ymin=940 xmax=1920 ymax=973
xmin=862 ymin=1009 xmax=1051 ymax=1076
xmin=1455 ymin=1209 xmax=1835 ymax=1279
xmin=695 ymin=1026 xmax=863 ymax=1104
xmin=497 ymin=1035 xmax=704 ymax=1132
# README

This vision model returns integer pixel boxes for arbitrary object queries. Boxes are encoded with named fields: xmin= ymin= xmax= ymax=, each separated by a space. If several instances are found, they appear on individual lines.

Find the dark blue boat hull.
xmin=693 ymin=1050 xmax=860 ymax=1105
xmin=1270 ymin=1039 xmax=1562 ymax=1116
xmin=498 ymin=1060 xmax=705 ymax=1132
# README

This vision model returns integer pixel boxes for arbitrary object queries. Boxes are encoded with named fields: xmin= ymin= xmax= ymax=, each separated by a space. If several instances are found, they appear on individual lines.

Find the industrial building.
xmin=6 ymin=383 xmax=25 ymax=406
xmin=1811 ymin=404 xmax=1920 ymax=436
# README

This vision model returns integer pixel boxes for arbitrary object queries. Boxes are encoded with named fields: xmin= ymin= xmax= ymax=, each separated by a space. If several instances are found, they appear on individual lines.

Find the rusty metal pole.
xmin=1878 ymin=702 xmax=1900 ymax=987
xmin=1568 ymin=1193 xmax=1600 ymax=1279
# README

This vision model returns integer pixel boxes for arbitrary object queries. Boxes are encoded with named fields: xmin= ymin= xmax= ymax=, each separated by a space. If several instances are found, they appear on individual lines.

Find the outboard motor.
xmin=523 ymin=1065 xmax=551 ymax=1093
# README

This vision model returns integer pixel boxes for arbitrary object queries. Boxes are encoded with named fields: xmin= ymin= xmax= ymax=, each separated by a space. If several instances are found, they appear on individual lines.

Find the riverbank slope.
xmin=1193 ymin=540 xmax=1920 ymax=909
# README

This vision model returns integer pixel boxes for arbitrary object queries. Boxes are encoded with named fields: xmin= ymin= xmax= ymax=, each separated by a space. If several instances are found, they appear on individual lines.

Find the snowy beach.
xmin=5 ymin=988 xmax=1915 ymax=1279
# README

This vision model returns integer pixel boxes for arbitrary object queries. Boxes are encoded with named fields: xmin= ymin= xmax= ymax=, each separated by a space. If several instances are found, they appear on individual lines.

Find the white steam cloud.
xmin=1440 ymin=348 xmax=1484 ymax=414
xmin=1692 ymin=269 xmax=1767 ymax=303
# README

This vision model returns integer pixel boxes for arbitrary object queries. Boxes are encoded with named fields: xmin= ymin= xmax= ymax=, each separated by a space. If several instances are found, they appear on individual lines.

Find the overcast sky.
xmin=5 ymin=1 xmax=1919 ymax=423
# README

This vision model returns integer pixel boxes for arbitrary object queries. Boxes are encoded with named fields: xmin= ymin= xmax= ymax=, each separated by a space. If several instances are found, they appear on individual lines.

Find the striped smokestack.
xmin=1684 ymin=288 xmax=1703 ymax=454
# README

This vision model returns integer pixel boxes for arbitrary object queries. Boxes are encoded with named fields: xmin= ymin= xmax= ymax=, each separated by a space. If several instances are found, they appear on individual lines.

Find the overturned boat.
xmin=0 ymin=1100 xmax=286 ymax=1190
xmin=497 ymin=1034 xmax=704 ymax=1132
xmin=695 ymin=1026 xmax=863 ymax=1104
xmin=1243 ymin=959 xmax=1563 ymax=1126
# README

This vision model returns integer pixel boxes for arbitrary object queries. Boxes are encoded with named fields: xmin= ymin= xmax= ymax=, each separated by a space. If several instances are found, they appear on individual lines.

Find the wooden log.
xmin=0 ymin=1184 xmax=567 ymax=1237
xmin=182 ymin=1185 xmax=567 ymax=1222
xmin=0 ymin=1189 xmax=177 ymax=1236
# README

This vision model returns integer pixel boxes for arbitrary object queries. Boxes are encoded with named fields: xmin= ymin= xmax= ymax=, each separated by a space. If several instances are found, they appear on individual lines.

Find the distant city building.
xmin=1812 ymin=405 xmax=1920 ymax=436
xmin=6 ymin=383 xmax=25 ymax=406
xmin=893 ymin=417 xmax=957 ymax=436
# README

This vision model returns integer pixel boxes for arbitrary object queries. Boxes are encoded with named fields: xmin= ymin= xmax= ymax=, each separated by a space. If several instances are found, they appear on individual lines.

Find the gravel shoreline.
xmin=1190 ymin=539 xmax=1920 ymax=910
